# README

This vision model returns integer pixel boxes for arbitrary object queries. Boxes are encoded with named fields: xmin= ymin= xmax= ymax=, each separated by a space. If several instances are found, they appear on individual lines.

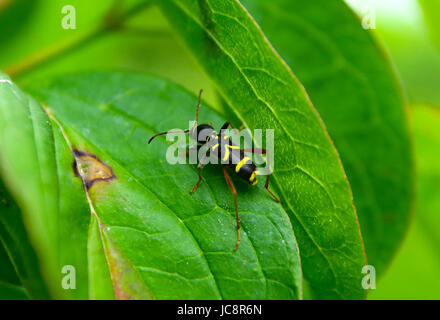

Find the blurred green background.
xmin=346 ymin=0 xmax=440 ymax=299
xmin=0 ymin=0 xmax=439 ymax=299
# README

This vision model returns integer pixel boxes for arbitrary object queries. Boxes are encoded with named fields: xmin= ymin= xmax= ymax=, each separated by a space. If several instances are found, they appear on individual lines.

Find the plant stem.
xmin=4 ymin=0 xmax=153 ymax=79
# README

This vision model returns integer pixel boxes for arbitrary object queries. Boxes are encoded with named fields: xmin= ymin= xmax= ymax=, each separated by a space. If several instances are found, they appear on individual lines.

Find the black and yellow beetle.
xmin=148 ymin=90 xmax=280 ymax=250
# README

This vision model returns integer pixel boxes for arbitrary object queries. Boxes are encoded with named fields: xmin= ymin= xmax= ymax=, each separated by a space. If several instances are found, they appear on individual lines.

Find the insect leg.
xmin=220 ymin=121 xmax=243 ymax=134
xmin=190 ymin=164 xmax=204 ymax=194
xmin=222 ymin=166 xmax=241 ymax=251
xmin=221 ymin=121 xmax=231 ymax=130
xmin=189 ymin=152 xmax=209 ymax=194
xmin=263 ymin=173 xmax=281 ymax=203
xmin=242 ymin=148 xmax=281 ymax=203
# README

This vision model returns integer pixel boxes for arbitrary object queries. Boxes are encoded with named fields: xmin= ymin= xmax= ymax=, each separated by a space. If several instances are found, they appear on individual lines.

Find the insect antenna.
xmin=148 ymin=129 xmax=189 ymax=144
xmin=195 ymin=89 xmax=203 ymax=123
xmin=189 ymin=89 xmax=204 ymax=137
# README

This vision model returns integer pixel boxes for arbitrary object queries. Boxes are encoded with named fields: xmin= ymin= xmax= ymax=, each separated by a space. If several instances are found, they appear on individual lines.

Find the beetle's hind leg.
xmin=222 ymin=166 xmax=241 ymax=251
xmin=263 ymin=174 xmax=281 ymax=203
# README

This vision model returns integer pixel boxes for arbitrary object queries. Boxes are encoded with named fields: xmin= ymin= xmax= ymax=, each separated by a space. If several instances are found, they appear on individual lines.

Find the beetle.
xmin=148 ymin=90 xmax=280 ymax=250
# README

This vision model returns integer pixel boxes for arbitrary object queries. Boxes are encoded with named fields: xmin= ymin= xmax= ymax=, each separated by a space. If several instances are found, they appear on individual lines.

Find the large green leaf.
xmin=239 ymin=0 xmax=414 ymax=275
xmin=0 ymin=71 xmax=302 ymax=299
xmin=370 ymin=104 xmax=440 ymax=299
xmin=158 ymin=0 xmax=367 ymax=299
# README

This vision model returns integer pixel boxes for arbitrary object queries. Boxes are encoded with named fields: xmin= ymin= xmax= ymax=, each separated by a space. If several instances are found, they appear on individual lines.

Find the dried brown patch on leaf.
xmin=72 ymin=150 xmax=116 ymax=189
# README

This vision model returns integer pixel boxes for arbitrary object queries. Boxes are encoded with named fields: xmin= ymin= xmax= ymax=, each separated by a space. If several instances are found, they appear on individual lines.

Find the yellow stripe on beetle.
xmin=222 ymin=144 xmax=239 ymax=161
xmin=222 ymin=148 xmax=230 ymax=161
xmin=249 ymin=170 xmax=261 ymax=185
xmin=235 ymin=157 xmax=251 ymax=173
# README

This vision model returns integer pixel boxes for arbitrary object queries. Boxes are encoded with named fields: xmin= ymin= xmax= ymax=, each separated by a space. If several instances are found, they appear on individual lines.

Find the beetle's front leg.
xmin=189 ymin=152 xmax=209 ymax=194
xmin=220 ymin=121 xmax=244 ymax=135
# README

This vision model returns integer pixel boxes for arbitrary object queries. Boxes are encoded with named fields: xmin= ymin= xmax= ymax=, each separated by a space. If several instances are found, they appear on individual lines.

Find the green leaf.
xmin=0 ymin=235 xmax=30 ymax=300
xmin=369 ymin=104 xmax=440 ymax=299
xmin=0 ymin=226 xmax=21 ymax=287
xmin=0 ymin=71 xmax=302 ymax=299
xmin=0 ymin=179 xmax=50 ymax=299
xmin=419 ymin=0 xmax=440 ymax=53
xmin=239 ymin=0 xmax=414 ymax=275
xmin=158 ymin=0 xmax=366 ymax=299
xmin=0 ymin=74 xmax=90 ymax=299
xmin=0 ymin=282 xmax=28 ymax=300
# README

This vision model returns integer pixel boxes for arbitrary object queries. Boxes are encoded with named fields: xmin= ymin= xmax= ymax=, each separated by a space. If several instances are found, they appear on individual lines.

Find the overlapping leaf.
xmin=0 ymin=236 xmax=27 ymax=300
xmin=240 ymin=0 xmax=414 ymax=275
xmin=0 ymin=180 xmax=50 ymax=299
xmin=158 ymin=0 xmax=367 ymax=299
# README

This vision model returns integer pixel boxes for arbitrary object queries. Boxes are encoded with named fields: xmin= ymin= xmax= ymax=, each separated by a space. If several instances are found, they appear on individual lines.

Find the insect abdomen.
xmin=228 ymin=149 xmax=258 ymax=185
xmin=214 ymin=137 xmax=259 ymax=185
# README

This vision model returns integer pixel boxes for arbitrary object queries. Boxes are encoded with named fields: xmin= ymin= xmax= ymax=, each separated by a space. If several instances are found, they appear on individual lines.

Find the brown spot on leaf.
xmin=72 ymin=149 xmax=116 ymax=189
